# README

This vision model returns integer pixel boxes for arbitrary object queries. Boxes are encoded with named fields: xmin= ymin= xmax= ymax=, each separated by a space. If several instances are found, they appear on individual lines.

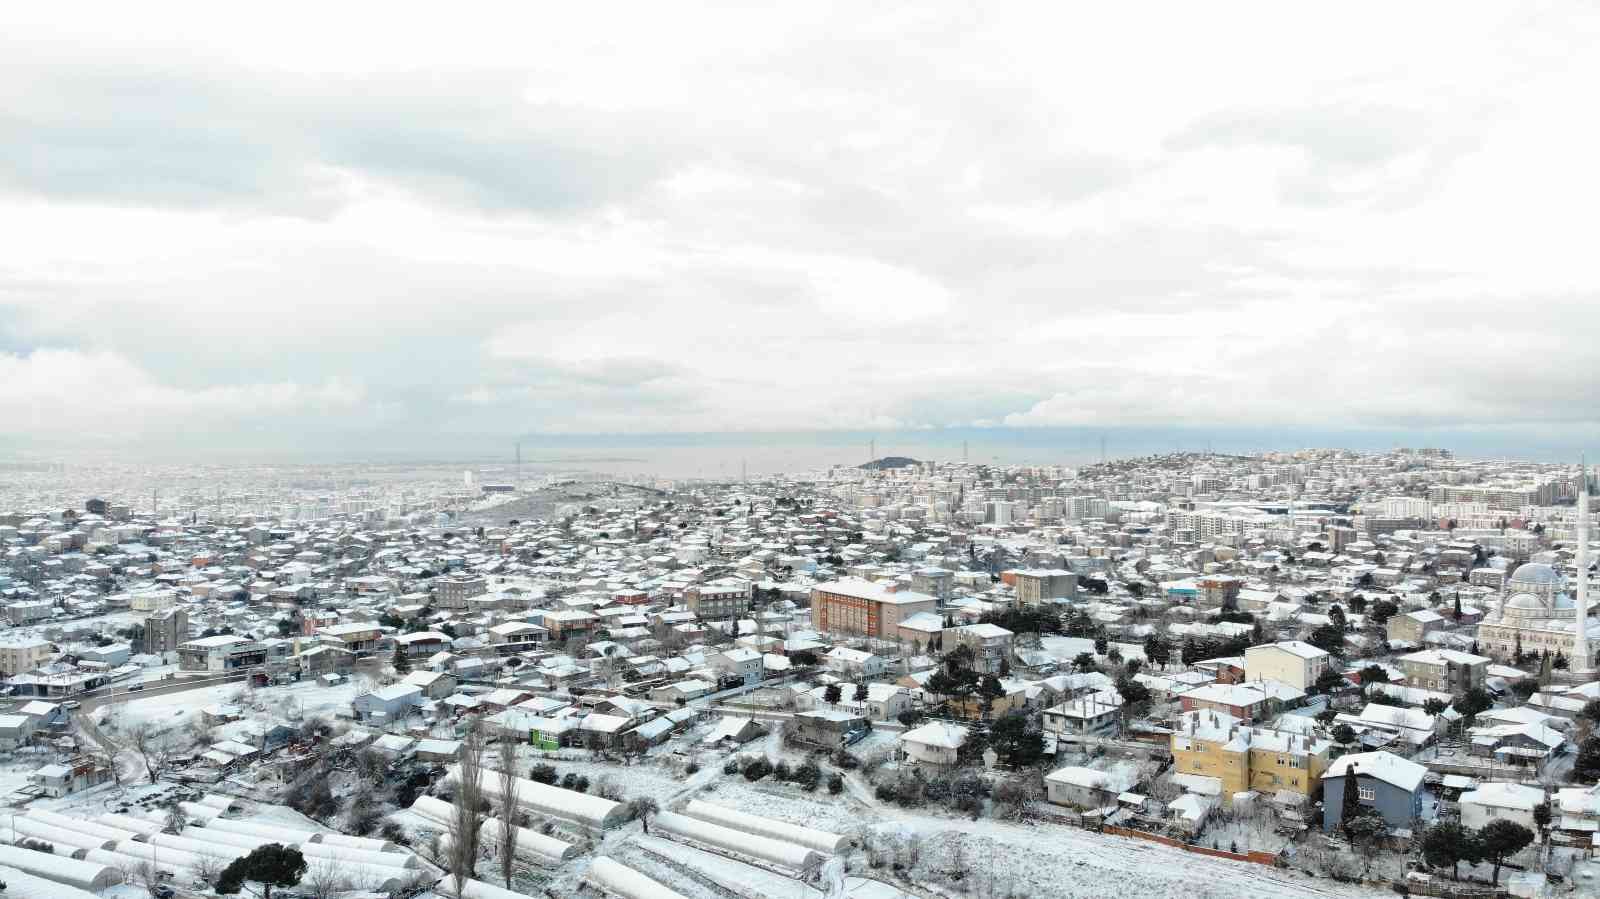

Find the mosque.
xmin=1477 ymin=464 xmax=1595 ymax=671
xmin=1477 ymin=562 xmax=1599 ymax=667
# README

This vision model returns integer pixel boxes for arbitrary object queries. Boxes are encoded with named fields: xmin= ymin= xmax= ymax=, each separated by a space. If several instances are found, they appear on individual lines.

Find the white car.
xmin=62 ymin=700 xmax=82 ymax=710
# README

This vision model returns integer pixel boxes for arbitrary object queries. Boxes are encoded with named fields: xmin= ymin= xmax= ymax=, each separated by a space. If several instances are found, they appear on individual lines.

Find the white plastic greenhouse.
xmin=586 ymin=856 xmax=694 ymax=899
xmin=652 ymin=811 xmax=824 ymax=872
xmin=681 ymin=799 xmax=851 ymax=853
xmin=0 ymin=844 xmax=124 ymax=891
xmin=448 ymin=765 xmax=629 ymax=829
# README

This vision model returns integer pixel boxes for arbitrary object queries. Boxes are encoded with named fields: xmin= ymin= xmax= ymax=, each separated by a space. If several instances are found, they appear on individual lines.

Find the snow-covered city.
xmin=0 ymin=450 xmax=1596 ymax=898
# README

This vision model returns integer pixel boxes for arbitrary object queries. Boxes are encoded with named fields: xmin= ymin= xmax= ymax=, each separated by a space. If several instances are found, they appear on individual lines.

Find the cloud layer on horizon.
xmin=2 ymin=3 xmax=1598 ymax=451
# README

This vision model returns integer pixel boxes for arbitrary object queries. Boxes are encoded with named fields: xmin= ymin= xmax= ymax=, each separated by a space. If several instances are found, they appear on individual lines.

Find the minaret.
xmin=1576 ymin=459 xmax=1592 ymax=673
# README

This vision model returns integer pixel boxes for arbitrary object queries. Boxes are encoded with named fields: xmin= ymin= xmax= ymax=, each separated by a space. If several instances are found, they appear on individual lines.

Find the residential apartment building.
xmin=684 ymin=582 xmax=753 ymax=621
xmin=1243 ymin=641 xmax=1329 ymax=692
xmin=141 ymin=607 xmax=189 ymax=657
xmin=1011 ymin=569 xmax=1078 ymax=605
xmin=1396 ymin=648 xmax=1490 ymax=692
xmin=810 ymin=579 xmax=938 ymax=639
xmin=1386 ymin=609 xmax=1444 ymax=645
xmin=0 ymin=636 xmax=54 ymax=676
xmin=949 ymin=623 xmax=1014 ymax=674
xmin=1170 ymin=710 xmax=1331 ymax=803
xmin=435 ymin=575 xmax=487 ymax=609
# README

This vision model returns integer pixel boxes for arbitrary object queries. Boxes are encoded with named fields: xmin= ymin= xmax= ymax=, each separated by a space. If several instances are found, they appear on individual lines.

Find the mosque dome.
xmin=1503 ymin=592 xmax=1547 ymax=614
xmin=1509 ymin=563 xmax=1561 ymax=587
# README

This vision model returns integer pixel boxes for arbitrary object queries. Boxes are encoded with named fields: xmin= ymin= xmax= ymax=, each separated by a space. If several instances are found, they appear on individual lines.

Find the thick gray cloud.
xmin=0 ymin=3 xmax=1597 ymax=455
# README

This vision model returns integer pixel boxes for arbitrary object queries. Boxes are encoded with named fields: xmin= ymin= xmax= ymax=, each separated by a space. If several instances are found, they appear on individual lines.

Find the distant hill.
xmin=860 ymin=456 xmax=919 ymax=470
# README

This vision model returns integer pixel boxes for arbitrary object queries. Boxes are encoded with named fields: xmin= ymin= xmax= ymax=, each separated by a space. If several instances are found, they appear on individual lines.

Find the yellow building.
xmin=1171 ymin=710 xmax=1330 ymax=802
xmin=1246 ymin=728 xmax=1330 ymax=796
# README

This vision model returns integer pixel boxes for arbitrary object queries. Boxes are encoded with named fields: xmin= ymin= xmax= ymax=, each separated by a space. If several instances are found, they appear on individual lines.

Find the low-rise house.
xmin=1043 ymin=690 xmax=1123 ymax=738
xmin=825 ymin=646 xmax=887 ymax=679
xmin=1179 ymin=682 xmax=1273 ymax=723
xmin=1045 ymin=762 xmax=1140 ymax=811
xmin=1320 ymin=750 xmax=1427 ymax=832
xmin=1460 ymin=781 xmax=1544 ymax=831
xmin=711 ymin=647 xmax=764 ymax=687
xmin=899 ymin=721 xmax=968 ymax=768
xmin=352 ymin=684 xmax=423 ymax=722
xmin=702 ymin=715 xmax=766 ymax=747
xmin=178 ymin=635 xmax=265 ymax=672
xmin=29 ymin=757 xmax=113 ymax=798
xmin=792 ymin=709 xmax=868 ymax=748
xmin=0 ymin=714 xmax=36 ymax=749
xmin=578 ymin=713 xmax=633 ymax=749
xmin=403 ymin=669 xmax=457 ymax=700
xmin=1468 ymin=721 xmax=1565 ymax=770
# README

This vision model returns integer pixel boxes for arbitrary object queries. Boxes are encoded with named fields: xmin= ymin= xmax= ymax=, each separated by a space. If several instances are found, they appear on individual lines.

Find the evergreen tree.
xmin=1340 ymin=763 xmax=1363 ymax=828
xmin=216 ymin=844 xmax=307 ymax=899
xmin=392 ymin=643 xmax=411 ymax=674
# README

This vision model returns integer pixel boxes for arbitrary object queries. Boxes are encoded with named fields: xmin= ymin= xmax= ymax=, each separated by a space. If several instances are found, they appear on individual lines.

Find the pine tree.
xmin=1340 ymin=764 xmax=1362 ymax=829
xmin=392 ymin=643 xmax=411 ymax=674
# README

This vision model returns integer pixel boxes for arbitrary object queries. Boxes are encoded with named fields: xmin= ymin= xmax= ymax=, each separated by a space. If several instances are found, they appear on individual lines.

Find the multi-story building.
xmin=0 ymin=636 xmax=54 ymax=676
xmin=1170 ymin=710 xmax=1331 ymax=803
xmin=684 ymin=582 xmax=753 ymax=621
xmin=1011 ymin=569 xmax=1078 ymax=606
xmin=810 ymin=579 xmax=938 ymax=639
xmin=1396 ymin=649 xmax=1490 ymax=692
xmin=1386 ymin=609 xmax=1444 ymax=646
xmin=435 ymin=575 xmax=487 ymax=610
xmin=1243 ymin=641 xmax=1330 ymax=692
xmin=5 ymin=600 xmax=54 ymax=625
xmin=910 ymin=568 xmax=953 ymax=600
xmin=949 ymin=623 xmax=1014 ymax=674
xmin=141 ymin=607 xmax=189 ymax=657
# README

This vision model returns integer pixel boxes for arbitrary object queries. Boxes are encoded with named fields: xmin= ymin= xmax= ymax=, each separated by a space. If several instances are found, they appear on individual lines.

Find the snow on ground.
xmin=109 ymin=676 xmax=368 ymax=735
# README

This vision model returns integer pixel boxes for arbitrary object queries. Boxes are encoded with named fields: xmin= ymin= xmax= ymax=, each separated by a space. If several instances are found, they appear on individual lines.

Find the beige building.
xmin=685 ymin=582 xmax=753 ymax=621
xmin=1011 ymin=569 xmax=1078 ymax=605
xmin=1396 ymin=649 xmax=1490 ymax=692
xmin=810 ymin=579 xmax=937 ymax=639
xmin=1242 ymin=641 xmax=1330 ymax=691
xmin=0 ymin=636 xmax=54 ymax=676
xmin=1387 ymin=609 xmax=1444 ymax=645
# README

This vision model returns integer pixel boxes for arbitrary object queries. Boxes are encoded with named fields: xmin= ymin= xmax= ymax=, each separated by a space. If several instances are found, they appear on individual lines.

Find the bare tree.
xmin=190 ymin=849 xmax=225 ymax=886
xmin=125 ymin=720 xmax=174 ymax=783
xmin=120 ymin=859 xmax=166 ymax=898
xmin=447 ymin=718 xmax=487 ymax=897
xmin=631 ymin=797 xmax=660 ymax=834
xmin=495 ymin=736 xmax=521 ymax=889
xmin=303 ymin=857 xmax=349 ymax=899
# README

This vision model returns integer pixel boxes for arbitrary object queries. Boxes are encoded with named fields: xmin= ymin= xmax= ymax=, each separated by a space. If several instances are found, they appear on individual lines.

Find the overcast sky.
xmin=2 ymin=3 xmax=1597 ymax=455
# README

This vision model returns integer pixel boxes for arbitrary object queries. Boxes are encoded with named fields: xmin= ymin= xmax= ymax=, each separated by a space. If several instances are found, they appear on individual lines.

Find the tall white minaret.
xmin=1575 ymin=459 xmax=1592 ymax=673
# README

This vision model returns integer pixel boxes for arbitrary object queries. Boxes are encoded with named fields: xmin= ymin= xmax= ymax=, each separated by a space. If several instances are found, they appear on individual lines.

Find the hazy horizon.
xmin=4 ymin=5 xmax=1598 ymax=458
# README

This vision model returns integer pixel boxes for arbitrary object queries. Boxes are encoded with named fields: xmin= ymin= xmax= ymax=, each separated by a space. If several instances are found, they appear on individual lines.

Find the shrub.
xmin=529 ymin=763 xmax=558 ymax=785
xmin=685 ymin=761 xmax=701 ymax=775
xmin=774 ymin=761 xmax=792 ymax=782
xmin=742 ymin=758 xmax=773 ymax=782
xmin=723 ymin=760 xmax=740 ymax=775
xmin=828 ymin=774 xmax=844 ymax=795
xmin=795 ymin=759 xmax=821 ymax=791
xmin=832 ymin=748 xmax=860 ymax=770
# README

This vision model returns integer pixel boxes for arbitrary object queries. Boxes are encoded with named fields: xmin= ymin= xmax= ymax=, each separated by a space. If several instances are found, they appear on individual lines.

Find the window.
xmin=1358 ymin=785 xmax=1376 ymax=802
